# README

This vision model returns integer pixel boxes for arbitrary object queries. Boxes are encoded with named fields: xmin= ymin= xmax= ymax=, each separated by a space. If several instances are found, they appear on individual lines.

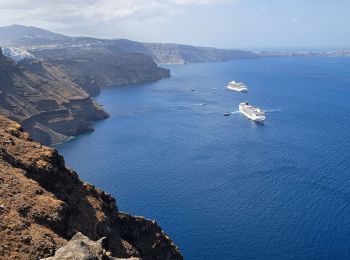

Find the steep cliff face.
xmin=0 ymin=49 xmax=109 ymax=144
xmin=139 ymin=42 xmax=257 ymax=64
xmin=0 ymin=116 xmax=183 ymax=260
xmin=31 ymin=47 xmax=170 ymax=96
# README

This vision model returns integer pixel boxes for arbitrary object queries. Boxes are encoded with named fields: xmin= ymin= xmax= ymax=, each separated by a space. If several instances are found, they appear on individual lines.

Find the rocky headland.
xmin=0 ymin=116 xmax=183 ymax=260
xmin=0 ymin=47 xmax=109 ymax=145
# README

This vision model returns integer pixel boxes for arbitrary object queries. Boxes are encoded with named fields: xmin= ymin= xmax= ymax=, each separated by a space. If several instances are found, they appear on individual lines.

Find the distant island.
xmin=255 ymin=50 xmax=350 ymax=57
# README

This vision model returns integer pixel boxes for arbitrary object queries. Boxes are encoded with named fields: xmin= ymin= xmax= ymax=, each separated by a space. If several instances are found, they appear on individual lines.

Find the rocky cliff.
xmin=31 ymin=47 xmax=171 ymax=96
xmin=0 ymin=48 xmax=109 ymax=145
xmin=0 ymin=116 xmax=183 ymax=260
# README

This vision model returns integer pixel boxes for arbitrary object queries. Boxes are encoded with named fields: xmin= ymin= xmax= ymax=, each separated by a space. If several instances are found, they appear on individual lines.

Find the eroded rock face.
xmin=0 ymin=116 xmax=183 ymax=260
xmin=0 ymin=50 xmax=109 ymax=144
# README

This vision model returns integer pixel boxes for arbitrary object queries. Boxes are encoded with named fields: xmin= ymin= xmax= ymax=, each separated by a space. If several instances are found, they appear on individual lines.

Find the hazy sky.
xmin=0 ymin=0 xmax=349 ymax=49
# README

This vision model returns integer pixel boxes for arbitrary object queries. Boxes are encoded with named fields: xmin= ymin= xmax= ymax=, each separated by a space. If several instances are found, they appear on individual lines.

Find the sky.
xmin=0 ymin=0 xmax=350 ymax=49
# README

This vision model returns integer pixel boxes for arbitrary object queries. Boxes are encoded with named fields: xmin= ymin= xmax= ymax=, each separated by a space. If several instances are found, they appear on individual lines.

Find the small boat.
xmin=223 ymin=112 xmax=231 ymax=116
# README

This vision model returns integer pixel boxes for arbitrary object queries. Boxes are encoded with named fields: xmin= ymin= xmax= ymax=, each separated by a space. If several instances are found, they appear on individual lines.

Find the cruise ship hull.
xmin=239 ymin=105 xmax=265 ymax=123
xmin=227 ymin=86 xmax=248 ymax=93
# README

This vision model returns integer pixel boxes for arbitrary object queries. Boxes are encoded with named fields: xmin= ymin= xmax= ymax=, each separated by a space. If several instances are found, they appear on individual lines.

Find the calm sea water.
xmin=57 ymin=57 xmax=350 ymax=260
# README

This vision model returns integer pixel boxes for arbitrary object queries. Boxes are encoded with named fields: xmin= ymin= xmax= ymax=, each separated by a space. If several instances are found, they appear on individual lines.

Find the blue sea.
xmin=57 ymin=57 xmax=350 ymax=260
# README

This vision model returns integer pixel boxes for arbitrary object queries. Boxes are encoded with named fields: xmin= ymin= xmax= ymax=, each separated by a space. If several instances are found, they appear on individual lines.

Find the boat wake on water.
xmin=263 ymin=108 xmax=282 ymax=113
xmin=230 ymin=111 xmax=240 ymax=115
xmin=166 ymin=103 xmax=207 ymax=107
xmin=167 ymin=103 xmax=207 ymax=107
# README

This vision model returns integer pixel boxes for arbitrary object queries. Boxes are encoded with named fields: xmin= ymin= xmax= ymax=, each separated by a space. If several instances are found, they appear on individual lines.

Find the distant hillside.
xmin=0 ymin=24 xmax=69 ymax=46
xmin=0 ymin=24 xmax=258 ymax=64
xmin=0 ymin=24 xmax=66 ymax=40
xmin=254 ymin=50 xmax=350 ymax=57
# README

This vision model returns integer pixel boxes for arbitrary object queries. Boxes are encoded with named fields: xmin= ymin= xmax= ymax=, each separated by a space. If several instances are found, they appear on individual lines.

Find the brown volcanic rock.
xmin=43 ymin=232 xmax=141 ymax=260
xmin=0 ymin=116 xmax=183 ymax=260
xmin=0 ymin=50 xmax=109 ymax=144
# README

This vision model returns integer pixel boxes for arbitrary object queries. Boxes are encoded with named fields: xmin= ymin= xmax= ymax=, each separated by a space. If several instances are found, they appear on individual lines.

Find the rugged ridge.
xmin=0 ymin=116 xmax=183 ymax=260
xmin=0 ymin=48 xmax=109 ymax=144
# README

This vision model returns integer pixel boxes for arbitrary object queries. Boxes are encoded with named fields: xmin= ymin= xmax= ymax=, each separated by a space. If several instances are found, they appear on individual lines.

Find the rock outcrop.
xmin=0 ymin=116 xmax=183 ymax=260
xmin=42 ymin=233 xmax=108 ymax=260
xmin=0 ymin=48 xmax=109 ymax=144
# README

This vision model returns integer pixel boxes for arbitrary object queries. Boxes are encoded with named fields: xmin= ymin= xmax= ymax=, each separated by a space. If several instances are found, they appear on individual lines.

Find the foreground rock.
xmin=43 ymin=233 xmax=141 ymax=260
xmin=0 ymin=116 xmax=183 ymax=260
xmin=42 ymin=233 xmax=107 ymax=260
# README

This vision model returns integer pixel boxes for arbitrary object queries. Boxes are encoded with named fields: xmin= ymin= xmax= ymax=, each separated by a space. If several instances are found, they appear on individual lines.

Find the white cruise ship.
xmin=227 ymin=81 xmax=248 ymax=93
xmin=239 ymin=101 xmax=265 ymax=123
